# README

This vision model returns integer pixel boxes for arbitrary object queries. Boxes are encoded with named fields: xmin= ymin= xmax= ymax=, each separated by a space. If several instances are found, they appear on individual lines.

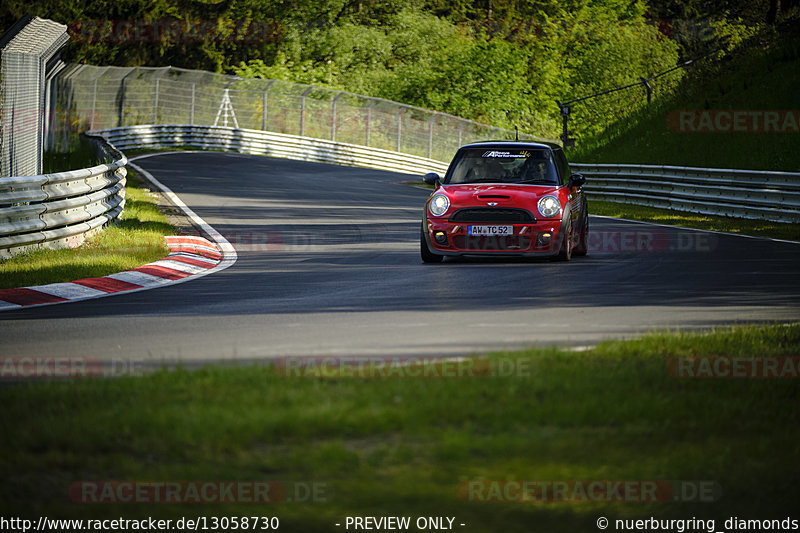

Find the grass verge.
xmin=590 ymin=199 xmax=800 ymax=241
xmin=0 ymin=169 xmax=173 ymax=290
xmin=1 ymin=324 xmax=798 ymax=531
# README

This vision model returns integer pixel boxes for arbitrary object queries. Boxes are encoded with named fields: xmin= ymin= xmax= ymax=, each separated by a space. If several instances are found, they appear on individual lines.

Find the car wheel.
xmin=556 ymin=218 xmax=573 ymax=261
xmin=420 ymin=228 xmax=444 ymax=263
xmin=573 ymin=213 xmax=589 ymax=256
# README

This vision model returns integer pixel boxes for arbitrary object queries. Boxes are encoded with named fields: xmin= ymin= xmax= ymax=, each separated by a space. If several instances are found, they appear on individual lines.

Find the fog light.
xmin=434 ymin=231 xmax=448 ymax=245
xmin=536 ymin=232 xmax=552 ymax=247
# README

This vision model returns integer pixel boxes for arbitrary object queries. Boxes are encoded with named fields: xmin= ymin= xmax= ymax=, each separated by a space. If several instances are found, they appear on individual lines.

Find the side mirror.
xmin=569 ymin=173 xmax=586 ymax=188
xmin=423 ymin=172 xmax=441 ymax=187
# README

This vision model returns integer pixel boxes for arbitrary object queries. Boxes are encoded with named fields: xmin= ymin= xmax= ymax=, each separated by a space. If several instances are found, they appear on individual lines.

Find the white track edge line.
xmin=128 ymin=158 xmax=238 ymax=274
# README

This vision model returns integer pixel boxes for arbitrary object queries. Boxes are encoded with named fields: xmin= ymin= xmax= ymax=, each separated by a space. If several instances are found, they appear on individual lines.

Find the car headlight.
xmin=429 ymin=194 xmax=450 ymax=217
xmin=538 ymin=195 xmax=561 ymax=218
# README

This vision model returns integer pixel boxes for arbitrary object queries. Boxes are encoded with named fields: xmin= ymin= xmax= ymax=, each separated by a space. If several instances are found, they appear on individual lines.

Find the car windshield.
xmin=445 ymin=148 xmax=559 ymax=185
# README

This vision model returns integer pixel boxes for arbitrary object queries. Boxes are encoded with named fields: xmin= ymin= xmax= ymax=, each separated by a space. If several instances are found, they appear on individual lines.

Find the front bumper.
xmin=424 ymin=219 xmax=563 ymax=256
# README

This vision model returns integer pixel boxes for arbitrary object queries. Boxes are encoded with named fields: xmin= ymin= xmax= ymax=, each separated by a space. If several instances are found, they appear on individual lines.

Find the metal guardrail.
xmin=79 ymin=124 xmax=800 ymax=233
xmin=92 ymin=124 xmax=450 ymax=176
xmin=0 ymin=134 xmax=127 ymax=258
xmin=573 ymin=163 xmax=800 ymax=224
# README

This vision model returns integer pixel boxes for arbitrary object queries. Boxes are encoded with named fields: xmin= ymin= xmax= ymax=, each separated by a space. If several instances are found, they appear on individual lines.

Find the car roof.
xmin=459 ymin=140 xmax=562 ymax=151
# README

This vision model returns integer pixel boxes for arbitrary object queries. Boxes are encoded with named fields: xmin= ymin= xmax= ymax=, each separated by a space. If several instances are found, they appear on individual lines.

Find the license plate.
xmin=467 ymin=225 xmax=514 ymax=236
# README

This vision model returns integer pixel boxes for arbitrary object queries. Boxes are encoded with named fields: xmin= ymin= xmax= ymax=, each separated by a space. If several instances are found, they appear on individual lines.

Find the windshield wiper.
xmin=518 ymin=179 xmax=556 ymax=184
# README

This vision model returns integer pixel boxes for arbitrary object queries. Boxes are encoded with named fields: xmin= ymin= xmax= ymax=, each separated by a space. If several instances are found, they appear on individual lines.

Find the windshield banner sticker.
xmin=482 ymin=150 xmax=531 ymax=158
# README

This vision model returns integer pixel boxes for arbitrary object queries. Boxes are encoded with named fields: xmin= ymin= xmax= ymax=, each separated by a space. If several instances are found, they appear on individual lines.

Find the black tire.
xmin=420 ymin=229 xmax=444 ymax=263
xmin=556 ymin=217 xmax=573 ymax=261
xmin=573 ymin=212 xmax=589 ymax=256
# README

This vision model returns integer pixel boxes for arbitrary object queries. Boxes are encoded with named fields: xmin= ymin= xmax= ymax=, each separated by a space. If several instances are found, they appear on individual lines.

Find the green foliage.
xmin=572 ymin=29 xmax=800 ymax=171
xmin=230 ymin=4 xmax=683 ymax=138
xmin=1 ymin=1 xmax=793 ymax=140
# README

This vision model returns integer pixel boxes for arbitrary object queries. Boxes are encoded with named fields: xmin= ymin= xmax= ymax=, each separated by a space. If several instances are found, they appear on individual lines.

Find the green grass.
xmin=572 ymin=31 xmax=800 ymax=171
xmin=591 ymin=200 xmax=800 ymax=241
xmin=1 ymin=325 xmax=798 ymax=531
xmin=0 ymin=170 xmax=172 ymax=289
xmin=42 ymin=140 xmax=103 ymax=175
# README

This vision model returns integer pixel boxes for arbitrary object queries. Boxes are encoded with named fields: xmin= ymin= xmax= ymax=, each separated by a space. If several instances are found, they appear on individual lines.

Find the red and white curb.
xmin=0 ymin=236 xmax=226 ymax=311
xmin=0 ymin=152 xmax=239 ymax=312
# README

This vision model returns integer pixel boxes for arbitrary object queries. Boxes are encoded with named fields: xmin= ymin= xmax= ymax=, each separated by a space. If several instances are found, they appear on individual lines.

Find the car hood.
xmin=440 ymin=184 xmax=556 ymax=204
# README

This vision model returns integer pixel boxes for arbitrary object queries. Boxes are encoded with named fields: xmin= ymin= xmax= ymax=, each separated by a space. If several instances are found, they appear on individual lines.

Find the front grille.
xmin=449 ymin=208 xmax=535 ymax=223
xmin=451 ymin=235 xmax=533 ymax=251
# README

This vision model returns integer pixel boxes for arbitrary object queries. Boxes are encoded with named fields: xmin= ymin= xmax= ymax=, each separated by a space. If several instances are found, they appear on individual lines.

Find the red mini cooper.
xmin=421 ymin=141 xmax=588 ymax=263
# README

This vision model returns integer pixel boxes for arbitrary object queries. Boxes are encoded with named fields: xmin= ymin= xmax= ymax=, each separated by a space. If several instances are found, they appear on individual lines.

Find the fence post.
xmin=118 ymin=77 xmax=125 ymax=127
xmin=190 ymin=83 xmax=196 ymax=125
xmin=300 ymin=86 xmax=313 ymax=137
xmin=365 ymin=102 xmax=373 ymax=147
xmin=331 ymin=92 xmax=344 ymax=141
xmin=396 ymin=109 xmax=405 ymax=152
xmin=152 ymin=78 xmax=159 ymax=125
xmin=262 ymin=80 xmax=274 ymax=131
xmin=555 ymin=100 xmax=575 ymax=147
xmin=90 ymin=77 xmax=98 ymax=130
xmin=428 ymin=114 xmax=437 ymax=159
xmin=640 ymin=77 xmax=652 ymax=104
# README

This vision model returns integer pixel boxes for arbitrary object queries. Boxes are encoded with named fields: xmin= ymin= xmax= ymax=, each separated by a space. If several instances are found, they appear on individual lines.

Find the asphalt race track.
xmin=2 ymin=152 xmax=799 ymax=366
